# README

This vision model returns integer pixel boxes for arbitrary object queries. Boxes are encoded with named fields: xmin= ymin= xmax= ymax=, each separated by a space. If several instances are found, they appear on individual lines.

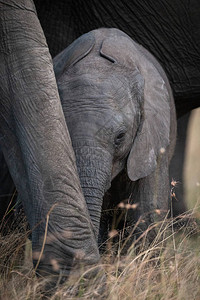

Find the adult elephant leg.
xmin=169 ymin=112 xmax=190 ymax=217
xmin=0 ymin=148 xmax=16 ymax=234
xmin=0 ymin=0 xmax=100 ymax=283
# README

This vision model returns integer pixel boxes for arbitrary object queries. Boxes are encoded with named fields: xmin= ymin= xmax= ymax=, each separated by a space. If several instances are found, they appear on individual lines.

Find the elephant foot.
xmin=38 ymin=264 xmax=106 ymax=298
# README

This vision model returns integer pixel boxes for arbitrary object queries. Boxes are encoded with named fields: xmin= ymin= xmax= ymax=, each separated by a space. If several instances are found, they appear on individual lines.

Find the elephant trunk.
xmin=74 ymin=145 xmax=112 ymax=240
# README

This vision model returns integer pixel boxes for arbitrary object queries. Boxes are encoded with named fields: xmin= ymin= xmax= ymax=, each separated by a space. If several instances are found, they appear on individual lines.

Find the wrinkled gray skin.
xmin=0 ymin=0 xmax=100 ymax=283
xmin=0 ymin=0 xmax=176 ymax=286
xmin=54 ymin=28 xmax=177 ymax=243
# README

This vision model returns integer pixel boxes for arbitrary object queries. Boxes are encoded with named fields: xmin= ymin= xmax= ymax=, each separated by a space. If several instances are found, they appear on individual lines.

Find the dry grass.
xmin=0 ymin=212 xmax=200 ymax=300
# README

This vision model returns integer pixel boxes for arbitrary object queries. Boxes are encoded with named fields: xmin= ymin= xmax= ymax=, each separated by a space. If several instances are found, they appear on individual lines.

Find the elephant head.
xmin=54 ymin=28 xmax=171 ymax=239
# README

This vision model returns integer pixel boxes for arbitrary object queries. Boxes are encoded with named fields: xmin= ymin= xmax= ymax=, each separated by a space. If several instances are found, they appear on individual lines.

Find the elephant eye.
xmin=114 ymin=132 xmax=126 ymax=146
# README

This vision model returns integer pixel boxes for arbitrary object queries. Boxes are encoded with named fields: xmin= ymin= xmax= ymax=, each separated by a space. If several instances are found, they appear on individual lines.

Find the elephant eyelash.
xmin=114 ymin=132 xmax=126 ymax=146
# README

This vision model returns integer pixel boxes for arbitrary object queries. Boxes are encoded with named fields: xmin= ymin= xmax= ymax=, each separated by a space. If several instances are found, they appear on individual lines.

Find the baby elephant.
xmin=54 ymin=28 xmax=176 ymax=247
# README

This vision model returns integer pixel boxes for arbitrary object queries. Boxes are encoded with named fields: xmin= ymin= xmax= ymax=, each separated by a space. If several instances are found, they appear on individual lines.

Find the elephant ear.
xmin=53 ymin=32 xmax=95 ymax=80
xmin=127 ymin=44 xmax=171 ymax=181
xmin=100 ymin=33 xmax=171 ymax=181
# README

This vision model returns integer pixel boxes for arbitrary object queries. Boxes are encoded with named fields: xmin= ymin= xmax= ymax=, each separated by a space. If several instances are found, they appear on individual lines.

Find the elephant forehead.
xmin=59 ymin=70 xmax=134 ymax=106
xmin=63 ymin=98 xmax=133 ymax=136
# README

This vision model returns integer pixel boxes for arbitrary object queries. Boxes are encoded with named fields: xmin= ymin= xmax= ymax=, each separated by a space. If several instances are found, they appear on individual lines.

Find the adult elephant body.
xmin=35 ymin=0 xmax=200 ymax=117
xmin=54 ymin=28 xmax=176 ymax=243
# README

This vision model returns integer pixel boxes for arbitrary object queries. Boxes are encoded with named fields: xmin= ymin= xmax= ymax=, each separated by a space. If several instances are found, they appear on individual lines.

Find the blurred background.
xmin=185 ymin=108 xmax=200 ymax=212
